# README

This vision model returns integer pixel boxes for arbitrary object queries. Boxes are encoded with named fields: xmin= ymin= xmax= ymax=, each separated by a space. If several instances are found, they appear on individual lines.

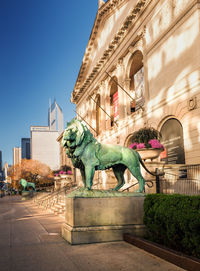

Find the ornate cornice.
xmin=71 ymin=0 xmax=147 ymax=103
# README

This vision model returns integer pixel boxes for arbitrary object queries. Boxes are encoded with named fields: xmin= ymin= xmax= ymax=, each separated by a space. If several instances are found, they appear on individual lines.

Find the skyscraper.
xmin=21 ymin=138 xmax=31 ymax=159
xmin=48 ymin=99 xmax=63 ymax=134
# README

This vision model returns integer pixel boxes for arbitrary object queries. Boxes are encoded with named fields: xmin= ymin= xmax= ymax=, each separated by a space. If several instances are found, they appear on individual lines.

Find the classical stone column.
xmin=87 ymin=98 xmax=92 ymax=131
xmin=104 ymin=80 xmax=111 ymax=130
xmin=89 ymin=93 xmax=96 ymax=136
xmin=124 ymin=78 xmax=132 ymax=116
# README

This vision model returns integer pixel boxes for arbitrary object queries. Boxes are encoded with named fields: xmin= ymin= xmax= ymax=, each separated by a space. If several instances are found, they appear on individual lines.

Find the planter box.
xmin=136 ymin=148 xmax=163 ymax=161
xmin=124 ymin=234 xmax=200 ymax=271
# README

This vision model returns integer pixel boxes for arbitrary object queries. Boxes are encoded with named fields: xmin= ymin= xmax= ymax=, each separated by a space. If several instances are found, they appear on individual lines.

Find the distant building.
xmin=2 ymin=163 xmax=12 ymax=184
xmin=0 ymin=151 xmax=2 ymax=181
xmin=0 ymin=151 xmax=2 ymax=171
xmin=21 ymin=138 xmax=31 ymax=159
xmin=13 ymin=147 xmax=21 ymax=166
xmin=31 ymin=126 xmax=60 ymax=170
xmin=30 ymin=100 xmax=63 ymax=170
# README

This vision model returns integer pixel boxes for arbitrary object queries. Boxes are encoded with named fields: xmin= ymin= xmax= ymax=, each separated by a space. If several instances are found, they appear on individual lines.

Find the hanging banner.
xmin=113 ymin=91 xmax=119 ymax=121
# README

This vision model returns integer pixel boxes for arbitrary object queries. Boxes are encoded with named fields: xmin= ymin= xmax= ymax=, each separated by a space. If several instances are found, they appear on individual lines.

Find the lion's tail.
xmin=136 ymin=151 xmax=165 ymax=177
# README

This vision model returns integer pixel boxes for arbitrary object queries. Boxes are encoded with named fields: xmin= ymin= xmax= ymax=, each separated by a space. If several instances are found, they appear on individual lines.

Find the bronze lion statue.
xmin=62 ymin=119 xmax=161 ymax=192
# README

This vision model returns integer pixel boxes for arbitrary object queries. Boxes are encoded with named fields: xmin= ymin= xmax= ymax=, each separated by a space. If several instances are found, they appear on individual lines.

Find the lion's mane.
xmin=62 ymin=119 xmax=99 ymax=169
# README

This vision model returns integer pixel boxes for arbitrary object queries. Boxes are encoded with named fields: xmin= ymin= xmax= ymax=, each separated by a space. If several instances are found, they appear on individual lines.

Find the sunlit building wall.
xmin=70 ymin=0 xmax=200 ymax=186
xmin=57 ymin=132 xmax=76 ymax=183
xmin=56 ymin=132 xmax=73 ymax=169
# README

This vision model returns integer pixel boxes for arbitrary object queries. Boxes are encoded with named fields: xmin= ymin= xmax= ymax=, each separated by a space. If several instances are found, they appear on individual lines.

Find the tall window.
xmin=129 ymin=50 xmax=145 ymax=113
xmin=96 ymin=94 xmax=101 ymax=135
xmin=110 ymin=77 xmax=118 ymax=127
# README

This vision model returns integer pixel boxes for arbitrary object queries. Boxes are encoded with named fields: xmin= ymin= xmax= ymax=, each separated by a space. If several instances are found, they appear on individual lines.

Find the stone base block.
xmin=62 ymin=223 xmax=146 ymax=245
xmin=21 ymin=191 xmax=34 ymax=200
xmin=62 ymin=195 xmax=146 ymax=245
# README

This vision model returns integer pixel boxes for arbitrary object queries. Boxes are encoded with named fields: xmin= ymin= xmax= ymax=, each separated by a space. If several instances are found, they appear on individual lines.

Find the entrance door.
xmin=160 ymin=118 xmax=185 ymax=164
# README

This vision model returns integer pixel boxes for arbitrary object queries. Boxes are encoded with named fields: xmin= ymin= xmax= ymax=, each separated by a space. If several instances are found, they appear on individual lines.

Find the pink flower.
xmin=137 ymin=143 xmax=146 ymax=149
xmin=67 ymin=170 xmax=72 ymax=175
xmin=54 ymin=174 xmax=58 ymax=177
xmin=148 ymin=139 xmax=164 ymax=149
xmin=129 ymin=142 xmax=138 ymax=149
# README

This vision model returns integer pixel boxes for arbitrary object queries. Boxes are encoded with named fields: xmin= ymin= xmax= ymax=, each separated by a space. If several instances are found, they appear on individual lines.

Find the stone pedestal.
xmin=21 ymin=191 xmax=34 ymax=200
xmin=62 ymin=195 xmax=146 ymax=245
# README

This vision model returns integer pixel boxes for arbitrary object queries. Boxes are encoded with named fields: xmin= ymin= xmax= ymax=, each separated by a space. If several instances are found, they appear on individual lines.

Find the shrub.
xmin=143 ymin=194 xmax=200 ymax=258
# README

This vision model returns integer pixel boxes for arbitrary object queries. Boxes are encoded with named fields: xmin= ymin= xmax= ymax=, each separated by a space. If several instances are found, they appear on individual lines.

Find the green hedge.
xmin=143 ymin=194 xmax=200 ymax=258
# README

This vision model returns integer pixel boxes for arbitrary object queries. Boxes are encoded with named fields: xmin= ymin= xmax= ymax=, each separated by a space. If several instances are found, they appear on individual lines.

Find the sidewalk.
xmin=0 ymin=196 xmax=185 ymax=271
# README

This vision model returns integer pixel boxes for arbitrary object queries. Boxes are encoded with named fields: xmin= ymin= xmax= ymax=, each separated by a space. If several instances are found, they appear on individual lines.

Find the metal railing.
xmin=34 ymin=182 xmax=77 ymax=208
xmin=121 ymin=180 xmax=153 ymax=192
xmin=121 ymin=164 xmax=200 ymax=195
xmin=158 ymin=164 xmax=200 ymax=195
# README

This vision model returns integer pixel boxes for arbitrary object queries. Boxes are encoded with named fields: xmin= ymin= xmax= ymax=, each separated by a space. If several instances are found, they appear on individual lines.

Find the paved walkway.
xmin=0 ymin=196 xmax=185 ymax=271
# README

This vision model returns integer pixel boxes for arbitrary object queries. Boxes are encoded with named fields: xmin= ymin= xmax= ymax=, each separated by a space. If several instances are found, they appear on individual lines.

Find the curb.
xmin=123 ymin=234 xmax=200 ymax=271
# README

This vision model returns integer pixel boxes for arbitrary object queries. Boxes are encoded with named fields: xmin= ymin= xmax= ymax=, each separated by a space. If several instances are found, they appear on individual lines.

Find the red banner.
xmin=113 ymin=91 xmax=119 ymax=120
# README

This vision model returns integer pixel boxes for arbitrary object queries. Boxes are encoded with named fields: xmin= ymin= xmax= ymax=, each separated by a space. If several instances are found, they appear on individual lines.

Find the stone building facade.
xmin=57 ymin=132 xmax=73 ymax=170
xmin=71 ymin=0 xmax=200 ymax=189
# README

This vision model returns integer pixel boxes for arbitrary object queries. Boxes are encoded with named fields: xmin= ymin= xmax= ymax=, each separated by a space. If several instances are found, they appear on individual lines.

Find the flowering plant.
xmin=54 ymin=170 xmax=72 ymax=177
xmin=59 ymin=170 xmax=66 ymax=175
xmin=129 ymin=139 xmax=164 ymax=150
xmin=129 ymin=127 xmax=164 ymax=150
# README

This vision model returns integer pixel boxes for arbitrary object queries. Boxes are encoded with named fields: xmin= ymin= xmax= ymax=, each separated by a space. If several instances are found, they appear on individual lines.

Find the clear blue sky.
xmin=0 ymin=0 xmax=98 ymax=165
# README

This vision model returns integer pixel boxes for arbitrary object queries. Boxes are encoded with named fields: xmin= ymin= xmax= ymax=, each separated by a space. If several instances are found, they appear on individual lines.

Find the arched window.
xmin=160 ymin=118 xmax=185 ymax=164
xmin=129 ymin=50 xmax=145 ymax=113
xmin=96 ymin=94 xmax=101 ymax=135
xmin=110 ymin=77 xmax=118 ymax=127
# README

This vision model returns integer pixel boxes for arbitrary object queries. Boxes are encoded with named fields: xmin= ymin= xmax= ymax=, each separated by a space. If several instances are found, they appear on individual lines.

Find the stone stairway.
xmin=33 ymin=183 xmax=77 ymax=218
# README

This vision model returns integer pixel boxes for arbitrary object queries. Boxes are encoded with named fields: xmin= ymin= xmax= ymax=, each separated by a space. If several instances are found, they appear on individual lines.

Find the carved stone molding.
xmin=128 ymin=45 xmax=135 ymax=54
xmin=124 ymin=78 xmax=131 ymax=89
xmin=187 ymin=97 xmax=197 ymax=111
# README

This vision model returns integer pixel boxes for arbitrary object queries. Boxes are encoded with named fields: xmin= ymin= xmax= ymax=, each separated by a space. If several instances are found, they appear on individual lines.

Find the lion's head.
xmin=62 ymin=119 xmax=83 ymax=149
xmin=62 ymin=119 xmax=94 ymax=151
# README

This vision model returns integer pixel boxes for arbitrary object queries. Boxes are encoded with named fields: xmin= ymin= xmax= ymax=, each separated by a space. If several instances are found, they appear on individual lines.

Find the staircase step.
xmin=33 ymin=185 xmax=77 ymax=217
